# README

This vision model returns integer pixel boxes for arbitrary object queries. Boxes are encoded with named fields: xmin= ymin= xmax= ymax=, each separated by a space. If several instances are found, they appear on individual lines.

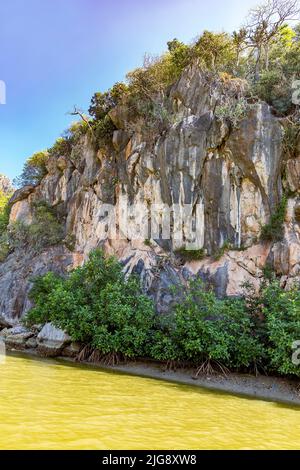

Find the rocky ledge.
xmin=0 ymin=322 xmax=76 ymax=358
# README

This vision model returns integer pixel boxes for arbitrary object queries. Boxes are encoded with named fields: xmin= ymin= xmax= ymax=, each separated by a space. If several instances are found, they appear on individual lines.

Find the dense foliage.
xmin=260 ymin=196 xmax=287 ymax=241
xmin=261 ymin=282 xmax=300 ymax=376
xmin=14 ymin=151 xmax=49 ymax=188
xmin=25 ymin=250 xmax=300 ymax=378
xmin=0 ymin=190 xmax=11 ymax=235
xmin=0 ymin=191 xmax=12 ymax=261
xmin=25 ymin=250 xmax=155 ymax=364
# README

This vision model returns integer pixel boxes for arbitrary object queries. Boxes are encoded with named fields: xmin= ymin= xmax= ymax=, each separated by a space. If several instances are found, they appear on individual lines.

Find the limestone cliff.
xmin=1 ymin=65 xmax=300 ymax=322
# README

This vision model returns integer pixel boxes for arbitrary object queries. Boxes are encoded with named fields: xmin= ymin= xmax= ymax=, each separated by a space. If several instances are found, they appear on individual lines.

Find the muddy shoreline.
xmin=7 ymin=347 xmax=300 ymax=407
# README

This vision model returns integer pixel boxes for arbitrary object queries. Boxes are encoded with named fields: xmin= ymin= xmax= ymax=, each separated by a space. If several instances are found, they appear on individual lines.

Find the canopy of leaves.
xmin=14 ymin=151 xmax=49 ymax=188
xmin=24 ymin=249 xmax=300 ymax=378
xmin=25 ymin=249 xmax=155 ymax=360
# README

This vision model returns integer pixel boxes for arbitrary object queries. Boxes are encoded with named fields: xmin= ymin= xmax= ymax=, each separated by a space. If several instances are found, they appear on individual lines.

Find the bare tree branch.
xmin=69 ymin=106 xmax=95 ymax=137
xmin=244 ymin=0 xmax=300 ymax=78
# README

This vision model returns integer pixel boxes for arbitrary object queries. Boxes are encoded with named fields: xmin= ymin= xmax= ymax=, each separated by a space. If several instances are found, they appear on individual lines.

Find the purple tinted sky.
xmin=0 ymin=0 xmax=259 ymax=179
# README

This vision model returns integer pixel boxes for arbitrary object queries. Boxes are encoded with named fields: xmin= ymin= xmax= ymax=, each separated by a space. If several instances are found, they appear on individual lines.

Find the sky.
xmin=0 ymin=0 xmax=260 ymax=180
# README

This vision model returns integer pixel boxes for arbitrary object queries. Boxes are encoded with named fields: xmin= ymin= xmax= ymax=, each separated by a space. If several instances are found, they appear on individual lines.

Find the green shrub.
xmin=260 ymin=196 xmax=287 ymax=242
xmin=89 ymin=82 xmax=128 ymax=121
xmin=150 ymin=319 xmax=184 ymax=364
xmin=174 ymin=247 xmax=205 ymax=262
xmin=167 ymin=38 xmax=192 ymax=76
xmin=0 ymin=191 xmax=11 ymax=236
xmin=66 ymin=121 xmax=90 ymax=144
xmin=8 ymin=201 xmax=64 ymax=252
xmin=48 ymin=137 xmax=72 ymax=159
xmin=252 ymin=70 xmax=294 ymax=116
xmin=213 ymin=240 xmax=232 ymax=261
xmin=0 ymin=233 xmax=10 ymax=262
xmin=93 ymin=115 xmax=116 ymax=147
xmin=262 ymin=281 xmax=300 ymax=377
xmin=283 ymin=122 xmax=300 ymax=160
xmin=193 ymin=31 xmax=236 ymax=73
xmin=25 ymin=250 xmax=155 ymax=363
xmin=151 ymin=280 xmax=263 ymax=372
xmin=23 ymin=250 xmax=300 ymax=378
xmin=172 ymin=280 xmax=263 ymax=373
xmin=215 ymin=97 xmax=248 ymax=128
xmin=0 ymin=191 xmax=12 ymax=262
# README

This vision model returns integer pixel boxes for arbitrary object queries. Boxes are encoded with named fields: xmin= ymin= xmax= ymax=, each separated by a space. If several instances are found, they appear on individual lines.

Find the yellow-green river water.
xmin=0 ymin=354 xmax=299 ymax=449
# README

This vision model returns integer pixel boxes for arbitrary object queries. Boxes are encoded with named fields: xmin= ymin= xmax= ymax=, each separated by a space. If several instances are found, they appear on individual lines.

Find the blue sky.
xmin=0 ymin=0 xmax=260 ymax=180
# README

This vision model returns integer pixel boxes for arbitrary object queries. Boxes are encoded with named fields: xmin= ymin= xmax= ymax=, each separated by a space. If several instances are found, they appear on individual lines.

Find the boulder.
xmin=9 ymin=185 xmax=35 ymax=206
xmin=2 ymin=326 xmax=34 ymax=350
xmin=61 ymin=342 xmax=81 ymax=358
xmin=37 ymin=323 xmax=71 ymax=357
xmin=26 ymin=337 xmax=37 ymax=349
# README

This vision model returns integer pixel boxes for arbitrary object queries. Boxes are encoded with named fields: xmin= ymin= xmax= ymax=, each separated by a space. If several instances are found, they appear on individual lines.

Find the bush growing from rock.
xmin=8 ymin=201 xmax=64 ymax=252
xmin=260 ymin=196 xmax=287 ymax=242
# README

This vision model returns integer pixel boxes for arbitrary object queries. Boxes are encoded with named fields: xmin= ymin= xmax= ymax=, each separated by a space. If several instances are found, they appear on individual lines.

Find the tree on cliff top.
xmin=14 ymin=151 xmax=49 ymax=188
xmin=244 ymin=0 xmax=300 ymax=79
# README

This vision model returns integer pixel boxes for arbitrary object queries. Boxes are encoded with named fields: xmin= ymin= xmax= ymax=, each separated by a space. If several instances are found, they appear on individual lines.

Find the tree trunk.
xmin=254 ymin=47 xmax=261 ymax=82
xmin=265 ymin=43 xmax=270 ymax=71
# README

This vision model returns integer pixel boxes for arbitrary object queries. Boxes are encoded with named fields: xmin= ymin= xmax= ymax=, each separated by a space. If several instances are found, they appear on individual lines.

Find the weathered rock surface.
xmin=37 ymin=323 xmax=71 ymax=357
xmin=0 ymin=326 xmax=34 ymax=350
xmin=62 ymin=342 xmax=82 ymax=358
xmin=0 ymin=64 xmax=299 ymax=320
xmin=0 ymin=246 xmax=81 ymax=321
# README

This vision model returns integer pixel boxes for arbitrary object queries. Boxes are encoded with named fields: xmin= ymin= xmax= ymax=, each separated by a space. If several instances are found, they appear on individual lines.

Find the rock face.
xmin=0 ymin=64 xmax=299 ymax=320
xmin=0 ymin=326 xmax=34 ymax=350
xmin=37 ymin=323 xmax=71 ymax=357
xmin=0 ymin=246 xmax=81 ymax=322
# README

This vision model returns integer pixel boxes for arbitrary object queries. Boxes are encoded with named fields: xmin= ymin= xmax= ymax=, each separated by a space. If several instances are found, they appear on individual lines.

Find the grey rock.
xmin=26 ymin=337 xmax=38 ymax=349
xmin=62 ymin=342 xmax=81 ymax=358
xmin=37 ymin=323 xmax=71 ymax=357
xmin=3 ymin=326 xmax=34 ymax=350
xmin=9 ymin=185 xmax=35 ymax=205
xmin=112 ymin=130 xmax=130 ymax=152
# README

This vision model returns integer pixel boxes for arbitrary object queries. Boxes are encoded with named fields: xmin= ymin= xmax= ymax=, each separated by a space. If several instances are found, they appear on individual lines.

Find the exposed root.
xmin=193 ymin=359 xmax=229 ymax=379
xmin=252 ymin=362 xmax=268 ymax=377
xmin=77 ymin=346 xmax=124 ymax=366
xmin=99 ymin=352 xmax=123 ymax=366
xmin=76 ymin=345 xmax=94 ymax=362
xmin=88 ymin=349 xmax=103 ymax=363
xmin=163 ymin=360 xmax=178 ymax=372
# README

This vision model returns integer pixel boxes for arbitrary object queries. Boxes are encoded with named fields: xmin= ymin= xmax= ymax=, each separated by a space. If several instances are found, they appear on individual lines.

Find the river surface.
xmin=0 ymin=354 xmax=299 ymax=449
